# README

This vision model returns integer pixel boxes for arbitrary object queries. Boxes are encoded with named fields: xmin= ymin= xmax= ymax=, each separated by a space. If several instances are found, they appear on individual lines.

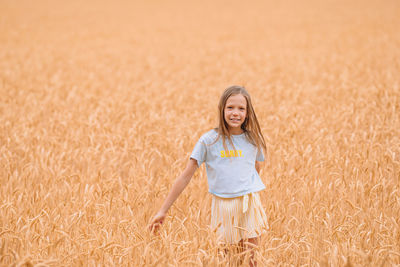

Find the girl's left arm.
xmin=255 ymin=161 xmax=263 ymax=174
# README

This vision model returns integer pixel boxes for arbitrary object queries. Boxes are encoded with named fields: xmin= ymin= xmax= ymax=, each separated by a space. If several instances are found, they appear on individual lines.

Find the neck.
xmin=229 ymin=128 xmax=244 ymax=135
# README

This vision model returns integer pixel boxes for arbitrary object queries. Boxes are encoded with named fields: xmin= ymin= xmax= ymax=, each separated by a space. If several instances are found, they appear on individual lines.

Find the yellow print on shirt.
xmin=220 ymin=150 xmax=243 ymax=158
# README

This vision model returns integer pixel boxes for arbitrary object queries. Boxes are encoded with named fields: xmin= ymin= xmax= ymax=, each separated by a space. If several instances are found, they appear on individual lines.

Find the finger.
xmin=148 ymin=217 xmax=159 ymax=230
xmin=150 ymin=222 xmax=161 ymax=234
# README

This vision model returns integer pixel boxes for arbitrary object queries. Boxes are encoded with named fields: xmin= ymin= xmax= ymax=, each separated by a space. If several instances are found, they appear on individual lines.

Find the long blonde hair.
xmin=215 ymin=85 xmax=266 ymax=154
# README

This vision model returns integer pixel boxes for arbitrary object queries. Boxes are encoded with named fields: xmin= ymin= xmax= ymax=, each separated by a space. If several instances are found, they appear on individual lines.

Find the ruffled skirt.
xmin=211 ymin=192 xmax=269 ymax=244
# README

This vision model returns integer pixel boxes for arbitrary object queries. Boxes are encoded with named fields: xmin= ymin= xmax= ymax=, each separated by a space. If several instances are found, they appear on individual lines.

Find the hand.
xmin=149 ymin=211 xmax=166 ymax=233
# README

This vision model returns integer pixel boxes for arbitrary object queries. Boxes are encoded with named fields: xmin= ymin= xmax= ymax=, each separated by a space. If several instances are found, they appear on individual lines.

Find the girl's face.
xmin=224 ymin=94 xmax=247 ymax=135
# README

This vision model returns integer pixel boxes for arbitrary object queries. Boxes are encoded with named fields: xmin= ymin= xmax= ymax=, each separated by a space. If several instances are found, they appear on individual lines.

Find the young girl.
xmin=150 ymin=85 xmax=268 ymax=266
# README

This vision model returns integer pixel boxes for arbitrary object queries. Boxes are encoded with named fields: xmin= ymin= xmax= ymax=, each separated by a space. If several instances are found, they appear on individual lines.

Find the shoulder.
xmin=198 ymin=129 xmax=219 ymax=144
xmin=241 ymin=132 xmax=258 ymax=148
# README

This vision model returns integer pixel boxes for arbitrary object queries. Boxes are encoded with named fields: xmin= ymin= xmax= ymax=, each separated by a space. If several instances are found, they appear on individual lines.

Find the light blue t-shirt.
xmin=190 ymin=129 xmax=265 ymax=198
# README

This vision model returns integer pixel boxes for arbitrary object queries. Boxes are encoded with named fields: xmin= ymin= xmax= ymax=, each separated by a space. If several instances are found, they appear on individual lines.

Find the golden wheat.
xmin=1 ymin=0 xmax=399 ymax=266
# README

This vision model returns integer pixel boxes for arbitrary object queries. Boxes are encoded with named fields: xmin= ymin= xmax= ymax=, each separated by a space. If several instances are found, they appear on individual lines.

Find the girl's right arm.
xmin=149 ymin=158 xmax=198 ymax=232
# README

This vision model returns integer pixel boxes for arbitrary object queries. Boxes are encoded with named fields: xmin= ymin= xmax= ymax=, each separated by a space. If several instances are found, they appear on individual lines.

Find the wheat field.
xmin=1 ymin=0 xmax=399 ymax=266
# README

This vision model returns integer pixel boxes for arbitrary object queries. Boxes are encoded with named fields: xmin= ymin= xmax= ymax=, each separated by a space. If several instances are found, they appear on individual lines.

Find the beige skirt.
xmin=211 ymin=192 xmax=269 ymax=244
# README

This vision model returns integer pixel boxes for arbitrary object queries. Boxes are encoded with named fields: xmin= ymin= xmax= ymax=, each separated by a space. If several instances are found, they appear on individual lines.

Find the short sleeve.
xmin=190 ymin=137 xmax=207 ymax=167
xmin=256 ymin=147 xmax=265 ymax=162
